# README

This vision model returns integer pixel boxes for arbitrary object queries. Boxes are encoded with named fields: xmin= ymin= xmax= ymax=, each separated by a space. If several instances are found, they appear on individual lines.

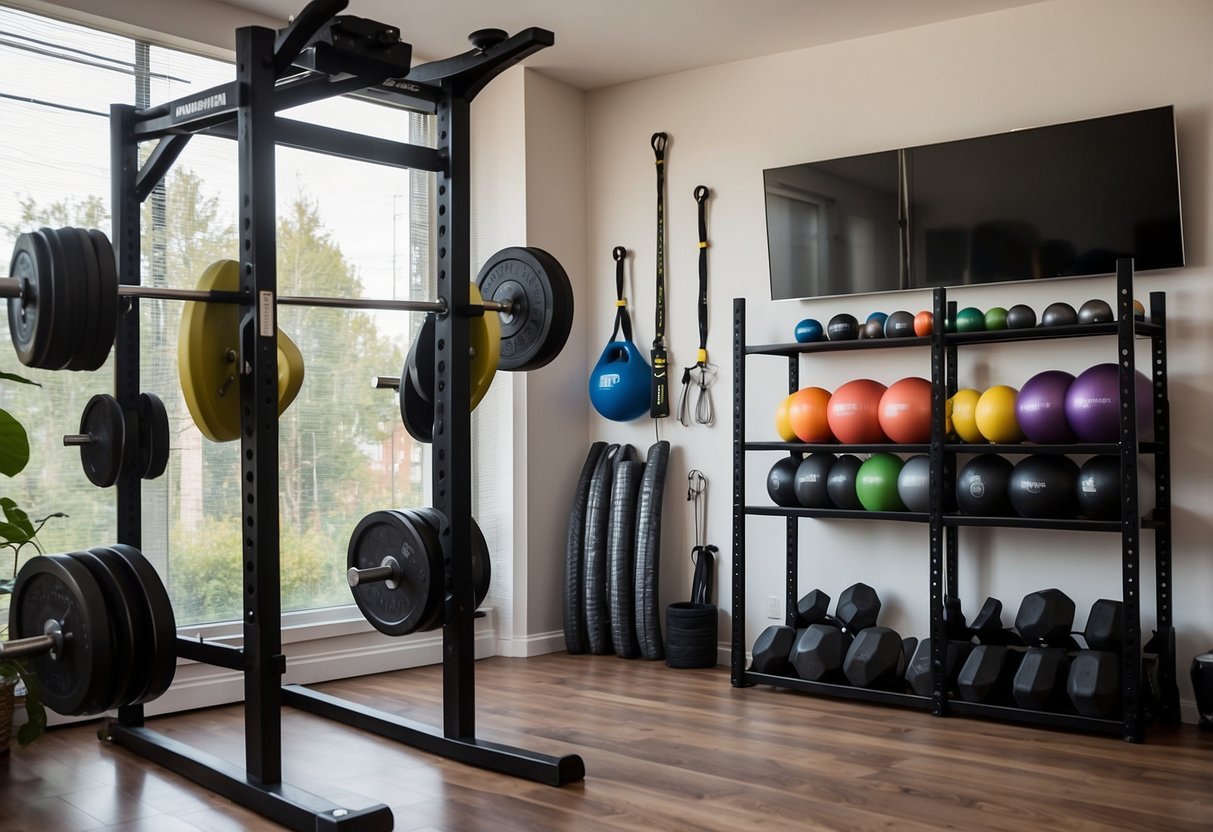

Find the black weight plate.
xmin=6 ymin=232 xmax=52 ymax=367
xmin=10 ymin=553 xmax=113 ymax=716
xmin=78 ymin=393 xmax=125 ymax=488
xmin=400 ymin=359 xmax=434 ymax=443
xmin=55 ymin=227 xmax=99 ymax=372
xmin=526 ymin=247 xmax=575 ymax=368
xmin=36 ymin=227 xmax=81 ymax=371
xmin=392 ymin=510 xmax=445 ymax=633
xmin=347 ymin=510 xmax=441 ymax=636
xmin=70 ymin=550 xmax=137 ymax=712
xmin=407 ymin=313 xmax=436 ymax=404
xmin=88 ymin=546 xmax=155 ymax=707
xmin=412 ymin=506 xmax=491 ymax=610
xmin=88 ymin=229 xmax=119 ymax=373
xmin=105 ymin=543 xmax=177 ymax=703
xmin=477 ymin=247 xmax=571 ymax=371
xmin=137 ymin=392 xmax=171 ymax=480
xmin=67 ymin=227 xmax=103 ymax=372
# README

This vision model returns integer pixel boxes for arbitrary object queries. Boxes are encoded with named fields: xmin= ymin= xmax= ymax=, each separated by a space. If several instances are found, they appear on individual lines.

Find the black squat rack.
xmin=101 ymin=2 xmax=583 ymax=829
xmin=731 ymin=261 xmax=1179 ymax=743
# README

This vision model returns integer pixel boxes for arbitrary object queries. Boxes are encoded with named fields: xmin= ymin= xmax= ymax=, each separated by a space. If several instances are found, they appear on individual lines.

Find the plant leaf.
xmin=14 ymin=663 xmax=46 ymax=747
xmin=0 ymin=520 xmax=33 ymax=545
xmin=0 ymin=408 xmax=30 ymax=477
xmin=0 ymin=498 xmax=36 ymax=539
xmin=0 ymin=371 xmax=39 ymax=387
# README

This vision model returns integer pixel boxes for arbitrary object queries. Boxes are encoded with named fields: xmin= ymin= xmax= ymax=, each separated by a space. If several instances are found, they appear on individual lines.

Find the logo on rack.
xmin=175 ymin=92 xmax=227 ymax=120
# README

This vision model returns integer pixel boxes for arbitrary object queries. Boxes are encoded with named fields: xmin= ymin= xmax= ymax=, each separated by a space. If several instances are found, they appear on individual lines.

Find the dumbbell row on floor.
xmin=751 ymin=585 xmax=1130 ymax=718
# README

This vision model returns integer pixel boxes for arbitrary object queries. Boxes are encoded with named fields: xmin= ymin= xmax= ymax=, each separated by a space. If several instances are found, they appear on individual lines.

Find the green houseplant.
xmin=1 ymin=369 xmax=56 ymax=749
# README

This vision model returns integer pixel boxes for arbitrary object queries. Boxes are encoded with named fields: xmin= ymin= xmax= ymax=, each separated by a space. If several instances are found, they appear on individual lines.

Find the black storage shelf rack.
xmin=98 ymin=5 xmax=581 ymax=831
xmin=731 ymin=260 xmax=1179 ymax=743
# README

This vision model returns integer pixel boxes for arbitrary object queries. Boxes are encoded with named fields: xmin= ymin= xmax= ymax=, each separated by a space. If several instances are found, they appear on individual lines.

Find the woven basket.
xmin=0 ymin=678 xmax=15 ymax=754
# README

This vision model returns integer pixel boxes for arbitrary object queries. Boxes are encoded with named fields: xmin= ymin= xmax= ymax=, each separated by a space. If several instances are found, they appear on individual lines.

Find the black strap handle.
xmin=650 ymin=132 xmax=670 ymax=418
xmin=610 ymin=246 xmax=633 ymax=343
xmin=694 ymin=185 xmax=710 ymax=361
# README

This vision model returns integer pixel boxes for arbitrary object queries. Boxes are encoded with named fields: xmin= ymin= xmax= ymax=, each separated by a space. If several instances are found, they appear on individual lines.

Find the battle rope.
xmin=677 ymin=185 xmax=716 ymax=426
xmin=650 ymin=132 xmax=670 ymax=419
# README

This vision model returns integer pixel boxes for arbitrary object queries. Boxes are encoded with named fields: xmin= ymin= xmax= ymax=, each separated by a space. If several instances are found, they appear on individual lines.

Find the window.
xmin=1 ymin=6 xmax=434 ymax=627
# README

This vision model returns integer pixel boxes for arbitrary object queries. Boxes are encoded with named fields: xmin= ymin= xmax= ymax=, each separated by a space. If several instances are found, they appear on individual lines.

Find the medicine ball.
xmin=774 ymin=394 xmax=797 ymax=442
xmin=767 ymin=456 xmax=801 ymax=508
xmin=866 ymin=311 xmax=888 ymax=328
xmin=862 ymin=318 xmax=885 ymax=339
xmin=955 ymin=454 xmax=1014 ymax=516
xmin=913 ymin=310 xmax=933 ymax=336
xmin=794 ymin=318 xmax=824 ymax=343
xmin=878 ymin=377 xmax=932 ymax=444
xmin=975 ymin=385 xmax=1023 ymax=444
xmin=1077 ymin=299 xmax=1114 ymax=324
xmin=788 ymin=386 xmax=833 ymax=443
xmin=827 ymin=379 xmax=888 ymax=444
xmin=856 ymin=453 xmax=906 ymax=512
xmin=949 ymin=388 xmax=983 ymax=443
xmin=955 ymin=307 xmax=985 ymax=333
xmin=1041 ymin=302 xmax=1078 ymax=327
xmin=1016 ymin=370 xmax=1075 ymax=444
xmin=795 ymin=453 xmax=837 ymax=508
xmin=588 ymin=340 xmax=650 ymax=421
xmin=884 ymin=310 xmax=916 ymax=338
xmin=1076 ymin=454 xmax=1120 ymax=520
xmin=1006 ymin=304 xmax=1037 ymax=329
xmin=827 ymin=313 xmax=859 ymax=341
xmin=897 ymin=454 xmax=931 ymax=513
xmin=827 ymin=455 xmax=864 ymax=510
xmin=1008 ymin=455 xmax=1080 ymax=519
xmin=1065 ymin=363 xmax=1153 ymax=443
xmin=984 ymin=307 xmax=1008 ymax=331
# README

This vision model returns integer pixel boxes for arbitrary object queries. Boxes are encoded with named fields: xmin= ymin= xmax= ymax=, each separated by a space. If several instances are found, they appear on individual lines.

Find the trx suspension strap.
xmin=677 ymin=185 xmax=716 ymax=427
xmin=650 ymin=132 xmax=670 ymax=419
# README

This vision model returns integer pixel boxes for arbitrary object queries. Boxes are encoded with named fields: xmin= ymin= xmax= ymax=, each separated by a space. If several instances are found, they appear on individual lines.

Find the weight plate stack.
xmin=347 ymin=510 xmax=443 ymax=636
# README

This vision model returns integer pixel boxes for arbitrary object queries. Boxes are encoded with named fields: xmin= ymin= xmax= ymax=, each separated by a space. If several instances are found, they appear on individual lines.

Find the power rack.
xmin=101 ymin=2 xmax=583 ymax=829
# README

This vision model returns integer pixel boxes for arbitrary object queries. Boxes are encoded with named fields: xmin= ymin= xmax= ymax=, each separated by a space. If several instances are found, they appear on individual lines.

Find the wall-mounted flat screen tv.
xmin=764 ymin=106 xmax=1183 ymax=301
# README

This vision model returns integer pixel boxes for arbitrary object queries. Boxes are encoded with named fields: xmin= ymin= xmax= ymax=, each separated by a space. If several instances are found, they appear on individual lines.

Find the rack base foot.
xmin=100 ymin=721 xmax=393 ymax=831
xmin=282 ymin=684 xmax=586 ymax=786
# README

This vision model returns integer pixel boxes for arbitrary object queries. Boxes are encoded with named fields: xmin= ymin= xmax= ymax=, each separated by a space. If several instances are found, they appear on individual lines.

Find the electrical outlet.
xmin=767 ymin=596 xmax=780 ymax=619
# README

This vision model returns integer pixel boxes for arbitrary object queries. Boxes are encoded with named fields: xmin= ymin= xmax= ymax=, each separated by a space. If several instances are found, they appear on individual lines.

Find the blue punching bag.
xmin=590 ymin=340 xmax=651 ymax=421
xmin=590 ymin=247 xmax=651 ymax=422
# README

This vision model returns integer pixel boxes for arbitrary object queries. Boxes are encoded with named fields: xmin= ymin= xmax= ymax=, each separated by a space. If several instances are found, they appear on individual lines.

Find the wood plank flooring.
xmin=1 ymin=653 xmax=1211 ymax=831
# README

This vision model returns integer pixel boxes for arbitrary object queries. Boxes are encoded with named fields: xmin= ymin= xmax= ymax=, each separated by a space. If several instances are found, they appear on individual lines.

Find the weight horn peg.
xmin=347 ymin=556 xmax=403 ymax=589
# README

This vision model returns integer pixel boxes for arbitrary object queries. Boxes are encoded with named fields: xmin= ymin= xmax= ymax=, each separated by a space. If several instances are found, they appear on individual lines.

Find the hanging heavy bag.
xmin=589 ymin=246 xmax=651 ymax=422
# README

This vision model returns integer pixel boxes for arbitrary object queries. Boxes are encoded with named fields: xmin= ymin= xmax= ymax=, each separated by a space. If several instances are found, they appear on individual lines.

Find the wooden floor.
xmin=1 ymin=653 xmax=1211 ymax=831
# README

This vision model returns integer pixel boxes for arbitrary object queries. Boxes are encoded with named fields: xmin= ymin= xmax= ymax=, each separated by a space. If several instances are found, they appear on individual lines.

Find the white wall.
xmin=584 ymin=0 xmax=1213 ymax=718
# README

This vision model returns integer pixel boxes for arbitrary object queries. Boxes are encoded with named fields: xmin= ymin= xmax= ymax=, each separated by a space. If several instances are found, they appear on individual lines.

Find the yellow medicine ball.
xmin=774 ymin=393 xmax=797 ymax=441
xmin=975 ymin=385 xmax=1023 ymax=443
xmin=949 ymin=388 xmax=983 ymax=444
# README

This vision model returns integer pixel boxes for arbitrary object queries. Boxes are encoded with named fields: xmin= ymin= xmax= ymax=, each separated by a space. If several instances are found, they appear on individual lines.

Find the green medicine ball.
xmin=855 ymin=453 xmax=907 ymax=512
xmin=984 ymin=306 xmax=1008 ymax=330
xmin=955 ymin=307 xmax=986 ymax=333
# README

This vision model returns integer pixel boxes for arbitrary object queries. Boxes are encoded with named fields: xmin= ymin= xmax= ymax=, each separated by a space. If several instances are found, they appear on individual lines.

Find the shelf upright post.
xmin=731 ymin=298 xmax=749 ymax=686
xmin=942 ymin=297 xmax=959 ymax=602
xmin=1114 ymin=259 xmax=1144 ymax=743
xmin=784 ymin=354 xmax=799 ymax=627
xmin=111 ymin=101 xmax=145 ymax=729
xmin=1146 ymin=290 xmax=1178 ymax=723
xmin=928 ymin=288 xmax=949 ymax=716
xmin=237 ymin=24 xmax=285 ymax=783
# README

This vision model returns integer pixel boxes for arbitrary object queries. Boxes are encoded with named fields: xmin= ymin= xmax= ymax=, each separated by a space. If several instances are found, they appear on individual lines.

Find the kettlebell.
xmin=589 ymin=340 xmax=651 ymax=421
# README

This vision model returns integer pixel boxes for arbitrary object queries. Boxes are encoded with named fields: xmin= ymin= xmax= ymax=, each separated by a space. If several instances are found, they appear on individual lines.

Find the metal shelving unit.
xmin=731 ymin=260 xmax=1179 ymax=742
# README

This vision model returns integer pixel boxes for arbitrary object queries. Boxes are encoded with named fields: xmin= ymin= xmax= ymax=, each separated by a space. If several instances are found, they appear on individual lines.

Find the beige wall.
xmin=584 ymin=0 xmax=1213 ymax=717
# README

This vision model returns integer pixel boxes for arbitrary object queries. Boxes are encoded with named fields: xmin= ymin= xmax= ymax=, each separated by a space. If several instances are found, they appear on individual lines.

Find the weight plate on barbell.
xmin=137 ymin=391 xmax=171 ymax=480
xmin=400 ymin=357 xmax=434 ymax=443
xmin=476 ymin=247 xmax=573 ymax=372
xmin=405 ymin=285 xmax=499 ymax=412
xmin=86 ymin=546 xmax=155 ymax=708
xmin=411 ymin=507 xmax=491 ymax=611
xmin=36 ymin=227 xmax=80 ymax=372
xmin=347 ymin=510 xmax=443 ymax=636
xmin=70 ymin=550 xmax=138 ymax=712
xmin=10 ymin=552 xmax=114 ymax=716
xmin=102 ymin=544 xmax=177 ymax=704
xmin=54 ymin=227 xmax=100 ymax=373
xmin=407 ymin=313 xmax=436 ymax=404
xmin=6 ymin=232 xmax=52 ymax=367
xmin=87 ymin=228 xmax=119 ymax=373
xmin=78 ymin=393 xmax=126 ymax=488
xmin=392 ymin=509 xmax=444 ymax=633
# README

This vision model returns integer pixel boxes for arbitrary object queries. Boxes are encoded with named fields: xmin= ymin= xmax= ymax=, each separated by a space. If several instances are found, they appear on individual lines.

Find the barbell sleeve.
xmin=347 ymin=556 xmax=401 ymax=588
xmin=372 ymin=376 xmax=401 ymax=390
xmin=63 ymin=434 xmax=94 ymax=446
xmin=0 ymin=633 xmax=56 ymax=660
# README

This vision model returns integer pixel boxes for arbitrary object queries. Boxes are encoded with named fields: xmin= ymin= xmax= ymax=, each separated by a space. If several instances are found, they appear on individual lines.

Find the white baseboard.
xmin=495 ymin=629 xmax=566 ymax=657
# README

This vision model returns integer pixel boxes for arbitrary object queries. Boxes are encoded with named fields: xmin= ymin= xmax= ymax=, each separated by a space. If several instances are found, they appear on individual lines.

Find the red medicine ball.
xmin=878 ymin=377 xmax=933 ymax=444
xmin=827 ymin=379 xmax=888 ymax=444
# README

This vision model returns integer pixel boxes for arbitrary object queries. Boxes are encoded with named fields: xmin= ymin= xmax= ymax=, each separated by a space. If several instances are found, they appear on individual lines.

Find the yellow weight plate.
xmin=179 ymin=259 xmax=306 ymax=443
xmin=469 ymin=283 xmax=500 ymax=410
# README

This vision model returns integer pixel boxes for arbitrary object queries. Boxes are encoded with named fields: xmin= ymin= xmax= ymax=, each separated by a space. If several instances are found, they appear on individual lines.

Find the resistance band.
xmin=677 ymin=185 xmax=716 ymax=427
xmin=650 ymin=132 xmax=670 ymax=419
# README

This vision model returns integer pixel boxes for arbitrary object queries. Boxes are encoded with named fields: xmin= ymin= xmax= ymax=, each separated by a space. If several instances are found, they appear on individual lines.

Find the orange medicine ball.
xmin=826 ymin=379 xmax=888 ymax=444
xmin=878 ymin=377 xmax=933 ymax=443
xmin=788 ymin=386 xmax=833 ymax=443
xmin=913 ymin=311 xmax=934 ymax=336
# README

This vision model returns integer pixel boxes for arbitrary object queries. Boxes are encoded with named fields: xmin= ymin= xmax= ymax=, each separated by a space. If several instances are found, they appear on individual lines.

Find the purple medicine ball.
xmin=1016 ymin=370 xmax=1076 ymax=444
xmin=1064 ymin=363 xmax=1153 ymax=443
